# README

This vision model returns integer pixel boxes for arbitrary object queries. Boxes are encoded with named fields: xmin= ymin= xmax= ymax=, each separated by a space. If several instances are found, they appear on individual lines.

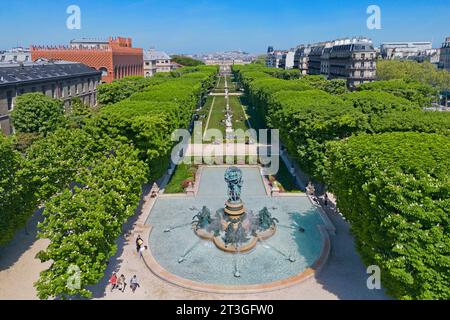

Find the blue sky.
xmin=1 ymin=0 xmax=449 ymax=54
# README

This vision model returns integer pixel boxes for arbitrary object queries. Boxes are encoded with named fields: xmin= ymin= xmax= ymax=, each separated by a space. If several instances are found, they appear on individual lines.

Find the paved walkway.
xmin=0 ymin=182 xmax=389 ymax=300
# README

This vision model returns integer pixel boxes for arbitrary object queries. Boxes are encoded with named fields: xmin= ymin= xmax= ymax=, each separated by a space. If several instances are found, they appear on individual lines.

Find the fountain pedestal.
xmin=224 ymin=200 xmax=245 ymax=217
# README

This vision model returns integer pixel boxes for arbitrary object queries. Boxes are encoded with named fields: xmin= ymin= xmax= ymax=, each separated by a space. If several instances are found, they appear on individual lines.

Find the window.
xmin=42 ymin=86 xmax=46 ymax=95
xmin=52 ymin=84 xmax=56 ymax=98
xmin=75 ymin=83 xmax=79 ymax=94
xmin=7 ymin=91 xmax=13 ymax=111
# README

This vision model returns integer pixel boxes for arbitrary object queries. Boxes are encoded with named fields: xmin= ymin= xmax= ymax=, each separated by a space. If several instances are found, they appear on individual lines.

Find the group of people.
xmin=107 ymin=235 xmax=147 ymax=294
xmin=109 ymin=273 xmax=140 ymax=293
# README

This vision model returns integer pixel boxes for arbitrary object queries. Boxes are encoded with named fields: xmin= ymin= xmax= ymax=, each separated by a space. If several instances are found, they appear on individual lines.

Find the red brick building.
xmin=31 ymin=37 xmax=143 ymax=83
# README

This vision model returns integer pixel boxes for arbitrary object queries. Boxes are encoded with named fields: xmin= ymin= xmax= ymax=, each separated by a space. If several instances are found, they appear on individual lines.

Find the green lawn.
xmin=165 ymin=163 xmax=197 ymax=193
xmin=229 ymin=96 xmax=249 ymax=132
xmin=205 ymin=96 xmax=226 ymax=140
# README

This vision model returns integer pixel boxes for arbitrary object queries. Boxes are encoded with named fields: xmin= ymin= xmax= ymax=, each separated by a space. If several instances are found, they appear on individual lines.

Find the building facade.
xmin=31 ymin=37 xmax=143 ymax=83
xmin=143 ymin=49 xmax=172 ymax=77
xmin=293 ymin=45 xmax=310 ymax=75
xmin=0 ymin=59 xmax=102 ymax=135
xmin=380 ymin=42 xmax=433 ymax=60
xmin=308 ymin=44 xmax=329 ymax=75
xmin=266 ymin=50 xmax=284 ymax=68
xmin=0 ymin=47 xmax=31 ymax=63
xmin=440 ymin=37 xmax=450 ymax=71
xmin=279 ymin=50 xmax=295 ymax=70
xmin=328 ymin=41 xmax=377 ymax=89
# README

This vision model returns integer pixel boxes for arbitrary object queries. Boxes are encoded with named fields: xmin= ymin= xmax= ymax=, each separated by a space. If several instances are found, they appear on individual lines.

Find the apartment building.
xmin=143 ymin=49 xmax=172 ymax=77
xmin=329 ymin=41 xmax=377 ymax=88
xmin=440 ymin=37 xmax=450 ymax=71
xmin=0 ymin=59 xmax=102 ymax=135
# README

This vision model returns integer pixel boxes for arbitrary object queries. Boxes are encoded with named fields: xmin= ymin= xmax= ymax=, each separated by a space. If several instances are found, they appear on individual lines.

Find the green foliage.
xmin=377 ymin=59 xmax=450 ymax=91
xmin=343 ymin=91 xmax=419 ymax=116
xmin=370 ymin=110 xmax=450 ymax=137
xmin=171 ymin=55 xmax=205 ymax=67
xmin=325 ymin=132 xmax=450 ymax=299
xmin=11 ymin=93 xmax=64 ymax=135
xmin=268 ymin=90 xmax=368 ymax=180
xmin=66 ymin=97 xmax=93 ymax=129
xmin=97 ymin=76 xmax=164 ymax=106
xmin=359 ymin=79 xmax=438 ymax=107
xmin=96 ymin=67 xmax=217 ymax=180
xmin=25 ymin=128 xmax=124 ymax=201
xmin=35 ymin=143 xmax=147 ymax=299
xmin=0 ymin=135 xmax=37 ymax=245
xmin=297 ymin=75 xmax=348 ymax=95
xmin=165 ymin=164 xmax=197 ymax=193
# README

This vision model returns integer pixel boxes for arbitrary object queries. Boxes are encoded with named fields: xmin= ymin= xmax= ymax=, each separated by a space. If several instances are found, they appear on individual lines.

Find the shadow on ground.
xmin=0 ymin=210 xmax=43 ymax=272
xmin=313 ymin=206 xmax=390 ymax=300
xmin=88 ymin=184 xmax=151 ymax=299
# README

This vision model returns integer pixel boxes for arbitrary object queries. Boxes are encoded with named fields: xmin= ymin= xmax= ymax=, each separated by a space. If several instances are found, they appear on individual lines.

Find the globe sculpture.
xmin=193 ymin=167 xmax=278 ymax=253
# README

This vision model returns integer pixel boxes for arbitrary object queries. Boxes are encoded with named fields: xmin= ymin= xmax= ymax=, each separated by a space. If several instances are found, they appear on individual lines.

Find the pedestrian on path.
xmin=136 ymin=235 xmax=144 ymax=253
xmin=109 ymin=273 xmax=118 ymax=292
xmin=130 ymin=275 xmax=140 ymax=293
xmin=117 ymin=274 xmax=127 ymax=292
xmin=139 ymin=245 xmax=148 ymax=259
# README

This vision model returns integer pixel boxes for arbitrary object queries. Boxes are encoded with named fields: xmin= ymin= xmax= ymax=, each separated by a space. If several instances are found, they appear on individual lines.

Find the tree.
xmin=0 ymin=135 xmax=37 ymax=245
xmin=35 ymin=143 xmax=147 ymax=299
xmin=325 ymin=132 xmax=450 ymax=299
xmin=11 ymin=93 xmax=64 ymax=135
xmin=342 ymin=91 xmax=419 ymax=117
xmin=66 ymin=97 xmax=92 ymax=129
xmin=267 ymin=89 xmax=368 ymax=180
xmin=359 ymin=79 xmax=438 ymax=107
xmin=171 ymin=55 xmax=205 ymax=67
xmin=377 ymin=59 xmax=450 ymax=91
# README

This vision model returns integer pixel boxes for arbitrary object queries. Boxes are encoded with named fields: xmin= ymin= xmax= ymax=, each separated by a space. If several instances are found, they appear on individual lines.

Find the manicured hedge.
xmin=97 ymin=66 xmax=218 ymax=180
xmin=326 ymin=132 xmax=450 ymax=299
xmin=268 ymin=89 xmax=368 ymax=180
xmin=359 ymin=79 xmax=438 ymax=107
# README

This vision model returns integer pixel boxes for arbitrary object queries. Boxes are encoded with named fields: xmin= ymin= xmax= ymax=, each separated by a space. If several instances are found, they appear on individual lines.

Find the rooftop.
xmin=0 ymin=59 xmax=101 ymax=86
xmin=144 ymin=49 xmax=171 ymax=61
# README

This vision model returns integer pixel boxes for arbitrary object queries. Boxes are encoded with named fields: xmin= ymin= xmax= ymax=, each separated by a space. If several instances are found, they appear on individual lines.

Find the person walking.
xmin=109 ymin=273 xmax=118 ymax=292
xmin=119 ymin=274 xmax=127 ymax=293
xmin=139 ymin=245 xmax=147 ymax=259
xmin=136 ymin=235 xmax=144 ymax=253
xmin=130 ymin=275 xmax=140 ymax=293
xmin=116 ymin=273 xmax=123 ymax=291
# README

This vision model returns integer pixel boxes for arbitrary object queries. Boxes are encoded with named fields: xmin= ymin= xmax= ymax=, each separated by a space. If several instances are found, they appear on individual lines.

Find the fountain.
xmin=193 ymin=167 xmax=277 ymax=253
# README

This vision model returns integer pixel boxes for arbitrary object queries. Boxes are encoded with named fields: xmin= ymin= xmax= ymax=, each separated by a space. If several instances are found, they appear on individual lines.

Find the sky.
xmin=0 ymin=0 xmax=449 ymax=54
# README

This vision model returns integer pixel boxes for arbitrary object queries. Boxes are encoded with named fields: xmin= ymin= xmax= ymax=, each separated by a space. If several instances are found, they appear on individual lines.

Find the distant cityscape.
xmin=265 ymin=36 xmax=450 ymax=88
xmin=1 ymin=35 xmax=450 ymax=135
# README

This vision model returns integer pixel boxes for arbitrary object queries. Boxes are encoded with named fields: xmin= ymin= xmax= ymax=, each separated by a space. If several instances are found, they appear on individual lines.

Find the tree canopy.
xmin=171 ymin=55 xmax=205 ymax=67
xmin=326 ymin=132 xmax=450 ymax=299
xmin=11 ymin=93 xmax=64 ymax=135
xmin=377 ymin=59 xmax=450 ymax=91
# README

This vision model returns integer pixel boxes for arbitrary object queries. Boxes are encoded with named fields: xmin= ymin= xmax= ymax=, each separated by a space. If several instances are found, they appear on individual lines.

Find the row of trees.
xmin=232 ymin=64 xmax=450 ymax=299
xmin=1 ymin=66 xmax=218 ymax=298
xmin=377 ymin=59 xmax=450 ymax=91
